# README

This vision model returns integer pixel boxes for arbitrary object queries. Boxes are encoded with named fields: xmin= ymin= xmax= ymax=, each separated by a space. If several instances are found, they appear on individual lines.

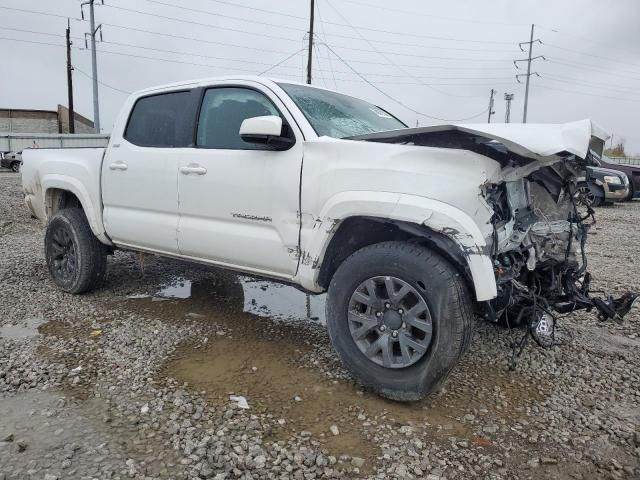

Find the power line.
xmin=138 ymin=0 xmax=524 ymax=55
xmin=259 ymin=49 xmax=306 ymax=75
xmin=317 ymin=41 xmax=516 ymax=62
xmin=338 ymin=0 xmax=528 ymax=27
xmin=112 ymin=1 xmax=516 ymax=63
xmin=99 ymin=39 xmax=305 ymax=70
xmin=537 ymin=25 xmax=640 ymax=67
xmin=100 ymin=22 xmax=294 ymax=56
xmin=543 ymin=42 xmax=640 ymax=72
xmin=323 ymin=0 xmax=490 ymax=99
xmin=102 ymin=4 xmax=302 ymax=43
xmin=316 ymin=1 xmax=338 ymax=90
xmin=0 ymin=35 xmax=290 ymax=76
xmin=542 ymin=74 xmax=640 ymax=95
xmin=136 ymin=0 xmax=307 ymax=32
xmin=318 ymin=21 xmax=517 ymax=45
xmin=104 ymin=2 xmax=520 ymax=48
xmin=548 ymin=58 xmax=640 ymax=81
xmin=535 ymin=83 xmax=640 ymax=103
xmin=0 ymin=34 xmax=514 ymax=90
xmin=323 ymin=43 xmax=489 ymax=122
xmin=1 ymin=25 xmax=83 ymax=41
xmin=198 ymin=0 xmax=307 ymax=21
xmin=318 ymin=31 xmax=518 ymax=53
xmin=0 ymin=5 xmax=82 ymax=21
xmin=540 ymin=73 xmax=640 ymax=95
xmin=0 ymin=29 xmax=515 ymax=79
xmin=74 ymin=66 xmax=131 ymax=94
xmin=0 ymin=5 xmax=521 ymax=66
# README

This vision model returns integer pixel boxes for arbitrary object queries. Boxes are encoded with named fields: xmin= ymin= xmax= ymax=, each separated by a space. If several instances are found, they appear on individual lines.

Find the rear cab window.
xmin=124 ymin=91 xmax=192 ymax=147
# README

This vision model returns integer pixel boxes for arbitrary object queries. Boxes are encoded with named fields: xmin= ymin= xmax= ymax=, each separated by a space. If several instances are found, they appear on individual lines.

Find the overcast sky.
xmin=2 ymin=0 xmax=639 ymax=153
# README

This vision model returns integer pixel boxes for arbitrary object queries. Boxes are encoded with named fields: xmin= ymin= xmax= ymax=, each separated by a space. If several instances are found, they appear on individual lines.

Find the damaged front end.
xmin=352 ymin=120 xmax=638 ymax=346
xmin=483 ymin=155 xmax=637 ymax=342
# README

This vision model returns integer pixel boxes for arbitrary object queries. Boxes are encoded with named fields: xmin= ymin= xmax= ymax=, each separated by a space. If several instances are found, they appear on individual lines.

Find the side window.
xmin=125 ymin=91 xmax=191 ymax=147
xmin=196 ymin=87 xmax=283 ymax=150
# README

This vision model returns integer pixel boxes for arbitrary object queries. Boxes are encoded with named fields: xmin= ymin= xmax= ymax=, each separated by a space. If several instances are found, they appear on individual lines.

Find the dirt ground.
xmin=1 ymin=171 xmax=639 ymax=479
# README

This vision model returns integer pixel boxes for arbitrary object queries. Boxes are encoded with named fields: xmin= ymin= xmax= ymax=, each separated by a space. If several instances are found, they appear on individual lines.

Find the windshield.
xmin=278 ymin=83 xmax=407 ymax=139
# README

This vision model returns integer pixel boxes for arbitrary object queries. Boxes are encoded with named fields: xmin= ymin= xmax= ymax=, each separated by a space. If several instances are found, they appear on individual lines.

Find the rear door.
xmin=102 ymin=90 xmax=196 ymax=254
xmin=176 ymin=82 xmax=304 ymax=278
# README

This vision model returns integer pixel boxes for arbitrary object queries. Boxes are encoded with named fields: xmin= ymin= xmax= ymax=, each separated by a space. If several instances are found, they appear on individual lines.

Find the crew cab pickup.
xmin=22 ymin=76 xmax=636 ymax=400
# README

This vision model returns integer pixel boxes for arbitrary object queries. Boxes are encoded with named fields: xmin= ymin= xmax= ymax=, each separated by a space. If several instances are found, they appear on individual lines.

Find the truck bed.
xmin=22 ymin=147 xmax=107 ymax=241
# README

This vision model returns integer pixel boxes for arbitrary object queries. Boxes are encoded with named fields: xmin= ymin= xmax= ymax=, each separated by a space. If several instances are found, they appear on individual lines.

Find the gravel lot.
xmin=1 ymin=170 xmax=639 ymax=479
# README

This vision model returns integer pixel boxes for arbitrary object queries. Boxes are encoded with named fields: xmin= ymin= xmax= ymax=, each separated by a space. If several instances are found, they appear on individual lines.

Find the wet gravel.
xmin=1 ymin=171 xmax=639 ymax=479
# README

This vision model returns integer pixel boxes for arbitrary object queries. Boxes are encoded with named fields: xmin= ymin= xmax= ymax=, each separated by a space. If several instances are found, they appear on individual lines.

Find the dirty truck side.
xmin=21 ymin=77 xmax=637 ymax=401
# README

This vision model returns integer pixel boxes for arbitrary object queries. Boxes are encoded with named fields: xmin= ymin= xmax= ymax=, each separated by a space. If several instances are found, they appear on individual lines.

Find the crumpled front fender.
xmin=296 ymin=191 xmax=497 ymax=301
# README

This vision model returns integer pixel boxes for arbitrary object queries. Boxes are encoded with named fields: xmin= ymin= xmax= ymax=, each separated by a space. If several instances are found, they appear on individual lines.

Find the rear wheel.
xmin=45 ymin=208 xmax=107 ymax=294
xmin=326 ymin=241 xmax=472 ymax=401
xmin=10 ymin=161 xmax=20 ymax=173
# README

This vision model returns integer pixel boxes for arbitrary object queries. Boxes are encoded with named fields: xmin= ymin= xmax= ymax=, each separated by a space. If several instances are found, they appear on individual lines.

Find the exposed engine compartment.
xmin=483 ymin=155 xmax=637 ymax=350
xmin=352 ymin=122 xmax=638 ymax=351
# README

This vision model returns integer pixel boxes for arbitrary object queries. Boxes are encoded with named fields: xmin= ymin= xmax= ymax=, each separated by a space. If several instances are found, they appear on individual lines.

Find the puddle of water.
xmin=156 ymin=279 xmax=193 ymax=299
xmin=241 ymin=278 xmax=326 ymax=324
xmin=0 ymin=316 xmax=45 ymax=340
xmin=165 ymin=334 xmax=432 ymax=471
xmin=128 ymin=272 xmax=542 ymax=465
xmin=153 ymin=275 xmax=326 ymax=324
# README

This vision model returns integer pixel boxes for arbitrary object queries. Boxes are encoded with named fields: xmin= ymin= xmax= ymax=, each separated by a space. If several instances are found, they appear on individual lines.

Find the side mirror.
xmin=239 ymin=115 xmax=294 ymax=150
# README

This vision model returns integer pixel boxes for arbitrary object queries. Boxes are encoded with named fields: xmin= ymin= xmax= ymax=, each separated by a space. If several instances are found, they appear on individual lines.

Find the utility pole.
xmin=487 ymin=89 xmax=496 ymax=123
xmin=81 ymin=0 xmax=103 ymax=133
xmin=66 ymin=19 xmax=75 ymax=134
xmin=514 ymin=24 xmax=545 ymax=123
xmin=504 ymin=93 xmax=514 ymax=123
xmin=306 ymin=0 xmax=315 ymax=84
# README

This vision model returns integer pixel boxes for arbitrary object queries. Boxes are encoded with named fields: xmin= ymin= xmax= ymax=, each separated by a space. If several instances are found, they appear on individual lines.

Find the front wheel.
xmin=10 ymin=161 xmax=21 ymax=173
xmin=576 ymin=183 xmax=602 ymax=208
xmin=45 ymin=208 xmax=107 ymax=294
xmin=326 ymin=241 xmax=473 ymax=401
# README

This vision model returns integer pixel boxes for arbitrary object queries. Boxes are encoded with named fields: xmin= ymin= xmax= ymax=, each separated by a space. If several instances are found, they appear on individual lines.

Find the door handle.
xmin=180 ymin=164 xmax=207 ymax=175
xmin=109 ymin=162 xmax=128 ymax=171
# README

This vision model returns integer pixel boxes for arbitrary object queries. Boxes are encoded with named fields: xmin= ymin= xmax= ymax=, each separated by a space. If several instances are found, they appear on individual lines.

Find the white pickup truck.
xmin=22 ymin=76 xmax=635 ymax=400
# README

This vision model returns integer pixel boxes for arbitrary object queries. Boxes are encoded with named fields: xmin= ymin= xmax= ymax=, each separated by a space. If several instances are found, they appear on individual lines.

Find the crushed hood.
xmin=350 ymin=119 xmax=609 ymax=163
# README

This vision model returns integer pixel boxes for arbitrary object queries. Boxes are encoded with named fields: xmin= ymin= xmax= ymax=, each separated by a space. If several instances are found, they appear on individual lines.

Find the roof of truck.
xmin=132 ymin=76 xmax=334 ymax=97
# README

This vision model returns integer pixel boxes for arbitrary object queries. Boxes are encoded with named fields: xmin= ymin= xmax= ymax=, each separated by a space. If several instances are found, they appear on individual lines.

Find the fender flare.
xmin=297 ymin=191 xmax=497 ymax=301
xmin=42 ymin=174 xmax=110 ymax=244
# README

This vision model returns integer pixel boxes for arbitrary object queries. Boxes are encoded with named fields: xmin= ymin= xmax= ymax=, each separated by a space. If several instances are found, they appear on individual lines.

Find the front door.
xmin=102 ymin=90 xmax=193 ymax=254
xmin=176 ymin=83 xmax=304 ymax=278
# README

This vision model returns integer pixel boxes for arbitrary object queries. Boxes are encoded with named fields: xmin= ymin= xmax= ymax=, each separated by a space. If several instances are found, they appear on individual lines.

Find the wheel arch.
xmin=316 ymin=216 xmax=473 ymax=287
xmin=42 ymin=175 xmax=111 ymax=245
xmin=300 ymin=212 xmax=496 ymax=302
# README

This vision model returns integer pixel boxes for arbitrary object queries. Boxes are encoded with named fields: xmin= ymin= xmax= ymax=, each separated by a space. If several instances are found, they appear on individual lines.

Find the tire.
xmin=45 ymin=208 xmax=107 ymax=294
xmin=326 ymin=241 xmax=473 ymax=401
xmin=576 ymin=183 xmax=602 ymax=208
xmin=10 ymin=161 xmax=20 ymax=173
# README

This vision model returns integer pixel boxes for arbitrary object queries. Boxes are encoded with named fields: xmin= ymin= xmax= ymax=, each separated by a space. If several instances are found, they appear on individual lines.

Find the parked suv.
xmin=597 ymin=157 xmax=640 ymax=200
xmin=577 ymin=166 xmax=629 ymax=207
xmin=1 ymin=151 xmax=22 ymax=172
xmin=20 ymin=77 xmax=636 ymax=400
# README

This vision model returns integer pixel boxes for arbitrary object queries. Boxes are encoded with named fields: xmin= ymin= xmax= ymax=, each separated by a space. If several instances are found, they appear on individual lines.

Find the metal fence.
xmin=605 ymin=155 xmax=640 ymax=166
xmin=0 ymin=133 xmax=110 ymax=153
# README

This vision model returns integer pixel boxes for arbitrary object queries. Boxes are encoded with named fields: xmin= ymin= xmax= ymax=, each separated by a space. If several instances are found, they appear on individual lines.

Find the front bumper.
xmin=603 ymin=181 xmax=630 ymax=201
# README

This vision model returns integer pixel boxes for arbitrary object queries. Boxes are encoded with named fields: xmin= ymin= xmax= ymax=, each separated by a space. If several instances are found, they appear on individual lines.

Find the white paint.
xmin=21 ymin=76 xmax=601 ymax=303
xmin=239 ymin=115 xmax=283 ymax=137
